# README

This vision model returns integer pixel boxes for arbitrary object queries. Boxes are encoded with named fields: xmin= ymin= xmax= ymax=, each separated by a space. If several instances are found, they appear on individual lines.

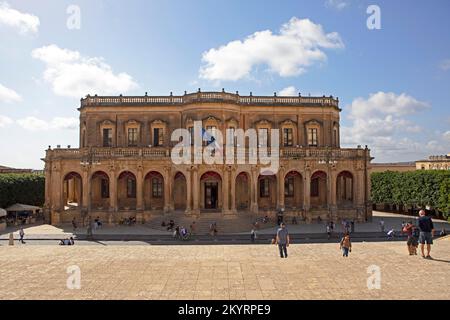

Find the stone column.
xmin=329 ymin=166 xmax=337 ymax=222
xmin=163 ymin=168 xmax=171 ymax=213
xmin=109 ymin=168 xmax=117 ymax=226
xmin=192 ymin=167 xmax=200 ymax=215
xmin=222 ymin=166 xmax=230 ymax=214
xmin=136 ymin=167 xmax=143 ymax=211
xmin=303 ymin=166 xmax=311 ymax=220
xmin=82 ymin=167 xmax=90 ymax=212
xmin=250 ymin=167 xmax=259 ymax=214
xmin=185 ymin=167 xmax=192 ymax=214
xmin=230 ymin=169 xmax=237 ymax=213
xmin=277 ymin=167 xmax=285 ymax=210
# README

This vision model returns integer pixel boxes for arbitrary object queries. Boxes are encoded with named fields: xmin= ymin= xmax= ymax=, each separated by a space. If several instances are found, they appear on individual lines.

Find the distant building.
xmin=370 ymin=162 xmax=416 ymax=173
xmin=0 ymin=165 xmax=33 ymax=174
xmin=416 ymin=153 xmax=450 ymax=170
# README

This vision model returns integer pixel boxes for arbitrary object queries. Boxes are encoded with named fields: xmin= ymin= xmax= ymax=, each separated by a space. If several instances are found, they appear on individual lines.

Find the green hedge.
xmin=0 ymin=173 xmax=45 ymax=209
xmin=371 ymin=170 xmax=450 ymax=218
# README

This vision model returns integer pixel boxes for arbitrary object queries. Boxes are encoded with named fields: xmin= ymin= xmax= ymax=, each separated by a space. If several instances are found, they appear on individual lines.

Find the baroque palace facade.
xmin=43 ymin=90 xmax=373 ymax=225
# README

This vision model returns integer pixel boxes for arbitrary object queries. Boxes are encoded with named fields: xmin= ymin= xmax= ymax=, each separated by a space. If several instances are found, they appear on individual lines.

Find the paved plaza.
xmin=0 ymin=236 xmax=449 ymax=300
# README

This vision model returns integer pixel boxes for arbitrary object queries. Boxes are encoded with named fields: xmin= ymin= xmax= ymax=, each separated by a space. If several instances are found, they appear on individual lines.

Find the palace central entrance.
xmin=204 ymin=182 xmax=218 ymax=209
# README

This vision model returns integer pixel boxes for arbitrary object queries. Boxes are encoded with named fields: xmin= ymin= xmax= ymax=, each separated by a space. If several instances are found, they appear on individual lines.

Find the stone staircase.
xmin=144 ymin=211 xmax=277 ymax=234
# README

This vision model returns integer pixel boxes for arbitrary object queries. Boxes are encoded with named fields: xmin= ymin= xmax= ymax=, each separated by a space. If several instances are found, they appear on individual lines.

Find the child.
xmin=340 ymin=232 xmax=352 ymax=257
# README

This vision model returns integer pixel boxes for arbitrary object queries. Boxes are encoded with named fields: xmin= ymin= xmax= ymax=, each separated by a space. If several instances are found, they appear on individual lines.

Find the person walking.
xmin=326 ymin=224 xmax=331 ymax=240
xmin=72 ymin=218 xmax=77 ymax=231
xmin=340 ymin=232 xmax=352 ymax=257
xmin=250 ymin=228 xmax=256 ymax=243
xmin=19 ymin=228 xmax=25 ymax=244
xmin=86 ymin=222 xmax=93 ymax=239
xmin=276 ymin=222 xmax=290 ymax=258
xmin=380 ymin=219 xmax=385 ymax=232
xmin=403 ymin=221 xmax=416 ymax=255
xmin=418 ymin=210 xmax=435 ymax=259
xmin=350 ymin=220 xmax=355 ymax=233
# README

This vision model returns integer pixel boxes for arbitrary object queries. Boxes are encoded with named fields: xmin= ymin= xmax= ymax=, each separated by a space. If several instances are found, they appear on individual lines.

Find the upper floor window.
xmin=227 ymin=127 xmax=236 ymax=146
xmin=153 ymin=128 xmax=164 ymax=147
xmin=283 ymin=128 xmax=293 ymax=147
xmin=259 ymin=128 xmax=269 ymax=147
xmin=333 ymin=128 xmax=338 ymax=146
xmin=308 ymin=128 xmax=318 ymax=147
xmin=102 ymin=128 xmax=113 ymax=147
xmin=204 ymin=125 xmax=217 ymax=146
xmin=128 ymin=128 xmax=138 ymax=146
xmin=188 ymin=126 xmax=194 ymax=145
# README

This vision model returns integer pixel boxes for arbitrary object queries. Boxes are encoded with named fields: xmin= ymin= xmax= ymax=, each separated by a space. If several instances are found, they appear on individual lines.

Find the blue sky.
xmin=0 ymin=0 xmax=449 ymax=169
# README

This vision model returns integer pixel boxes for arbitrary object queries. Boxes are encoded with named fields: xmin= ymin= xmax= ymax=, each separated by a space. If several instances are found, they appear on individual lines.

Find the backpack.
xmin=412 ymin=227 xmax=420 ymax=237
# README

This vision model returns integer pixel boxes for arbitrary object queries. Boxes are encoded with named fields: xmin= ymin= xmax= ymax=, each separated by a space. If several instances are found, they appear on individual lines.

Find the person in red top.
xmin=403 ymin=221 xmax=417 ymax=255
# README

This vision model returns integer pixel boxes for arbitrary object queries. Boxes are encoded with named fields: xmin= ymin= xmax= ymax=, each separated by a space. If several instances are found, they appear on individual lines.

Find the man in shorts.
xmin=418 ymin=210 xmax=435 ymax=259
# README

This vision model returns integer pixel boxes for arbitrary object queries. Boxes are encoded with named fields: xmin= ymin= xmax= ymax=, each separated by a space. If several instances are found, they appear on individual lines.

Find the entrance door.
xmin=204 ymin=182 xmax=218 ymax=209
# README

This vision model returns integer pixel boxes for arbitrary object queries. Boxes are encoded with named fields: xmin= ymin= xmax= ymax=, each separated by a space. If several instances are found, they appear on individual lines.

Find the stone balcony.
xmin=45 ymin=146 xmax=370 ymax=162
xmin=80 ymin=91 xmax=339 ymax=108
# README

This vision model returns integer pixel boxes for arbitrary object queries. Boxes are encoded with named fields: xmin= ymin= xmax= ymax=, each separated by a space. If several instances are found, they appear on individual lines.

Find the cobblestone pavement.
xmin=0 ymin=237 xmax=449 ymax=300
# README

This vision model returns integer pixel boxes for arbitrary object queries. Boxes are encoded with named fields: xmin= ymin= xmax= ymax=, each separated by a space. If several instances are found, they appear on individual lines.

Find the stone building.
xmin=416 ymin=154 xmax=450 ymax=170
xmin=43 ymin=90 xmax=373 ymax=225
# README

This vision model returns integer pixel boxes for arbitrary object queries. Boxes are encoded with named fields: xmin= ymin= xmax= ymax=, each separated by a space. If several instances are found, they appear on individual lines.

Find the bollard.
xmin=8 ymin=232 xmax=14 ymax=246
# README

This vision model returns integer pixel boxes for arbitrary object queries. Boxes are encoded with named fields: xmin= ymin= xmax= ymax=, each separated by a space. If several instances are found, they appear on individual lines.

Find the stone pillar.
xmin=192 ymin=167 xmax=200 ymax=215
xmin=82 ymin=167 xmax=90 ymax=212
xmin=109 ymin=169 xmax=117 ymax=212
xmin=163 ymin=169 xmax=171 ymax=213
xmin=230 ymin=169 xmax=237 ymax=213
xmin=304 ymin=167 xmax=311 ymax=220
xmin=329 ymin=166 xmax=337 ymax=222
xmin=222 ymin=166 xmax=231 ymax=214
xmin=136 ymin=167 xmax=143 ymax=211
xmin=277 ymin=167 xmax=285 ymax=210
xmin=250 ymin=168 xmax=259 ymax=214
xmin=185 ymin=168 xmax=192 ymax=214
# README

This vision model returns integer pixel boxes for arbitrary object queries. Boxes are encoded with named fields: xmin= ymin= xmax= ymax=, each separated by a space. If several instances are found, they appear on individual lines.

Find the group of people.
xmin=161 ymin=220 xmax=197 ymax=240
xmin=119 ymin=216 xmax=136 ymax=226
xmin=271 ymin=209 xmax=442 ymax=259
xmin=59 ymin=237 xmax=75 ymax=245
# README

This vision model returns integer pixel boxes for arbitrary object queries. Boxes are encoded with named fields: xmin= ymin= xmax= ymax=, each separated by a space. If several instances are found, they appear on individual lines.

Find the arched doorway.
xmin=117 ymin=171 xmax=136 ymax=210
xmin=63 ymin=172 xmax=82 ymax=210
xmin=144 ymin=171 xmax=164 ymax=210
xmin=336 ymin=171 xmax=353 ymax=207
xmin=173 ymin=172 xmax=187 ymax=210
xmin=235 ymin=172 xmax=250 ymax=211
xmin=91 ymin=171 xmax=109 ymax=210
xmin=310 ymin=171 xmax=327 ymax=209
xmin=200 ymin=171 xmax=222 ymax=210
xmin=284 ymin=171 xmax=303 ymax=209
xmin=258 ymin=174 xmax=277 ymax=210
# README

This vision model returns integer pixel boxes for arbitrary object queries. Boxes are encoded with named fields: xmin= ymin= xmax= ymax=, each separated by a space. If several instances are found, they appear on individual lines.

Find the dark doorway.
xmin=204 ymin=182 xmax=218 ymax=209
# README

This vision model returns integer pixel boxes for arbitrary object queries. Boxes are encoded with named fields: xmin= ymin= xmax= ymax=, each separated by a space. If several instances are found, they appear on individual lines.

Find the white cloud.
xmin=16 ymin=116 xmax=78 ymax=131
xmin=0 ymin=114 xmax=13 ymax=127
xmin=440 ymin=59 xmax=450 ymax=71
xmin=51 ymin=117 xmax=78 ymax=130
xmin=279 ymin=86 xmax=298 ymax=96
xmin=340 ymin=92 xmax=449 ymax=162
xmin=443 ymin=131 xmax=450 ymax=142
xmin=0 ymin=83 xmax=21 ymax=103
xmin=325 ymin=0 xmax=349 ymax=10
xmin=32 ymin=44 xmax=139 ymax=98
xmin=0 ymin=2 xmax=39 ymax=34
xmin=199 ymin=17 xmax=343 ymax=81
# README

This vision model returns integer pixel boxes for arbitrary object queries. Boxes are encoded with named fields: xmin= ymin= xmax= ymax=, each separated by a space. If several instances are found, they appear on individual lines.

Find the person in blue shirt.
xmin=417 ymin=210 xmax=435 ymax=259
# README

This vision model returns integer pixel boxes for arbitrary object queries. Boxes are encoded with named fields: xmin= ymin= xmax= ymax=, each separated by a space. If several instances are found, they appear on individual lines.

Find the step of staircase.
xmin=144 ymin=211 xmax=277 ymax=234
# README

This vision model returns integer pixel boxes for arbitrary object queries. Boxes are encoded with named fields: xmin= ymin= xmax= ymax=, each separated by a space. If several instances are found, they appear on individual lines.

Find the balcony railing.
xmin=46 ymin=146 xmax=368 ymax=161
xmin=80 ymin=92 xmax=339 ymax=108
